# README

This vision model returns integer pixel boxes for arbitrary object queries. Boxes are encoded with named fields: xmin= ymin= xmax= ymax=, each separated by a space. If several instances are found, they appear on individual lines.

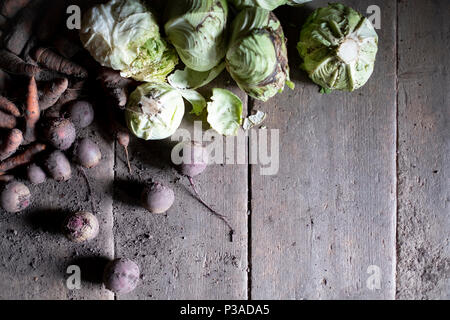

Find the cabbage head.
xmin=207 ymin=88 xmax=243 ymax=136
xmin=165 ymin=0 xmax=228 ymax=72
xmin=226 ymin=7 xmax=293 ymax=102
xmin=297 ymin=3 xmax=378 ymax=92
xmin=80 ymin=0 xmax=178 ymax=82
xmin=125 ymin=83 xmax=185 ymax=140
xmin=229 ymin=0 xmax=311 ymax=11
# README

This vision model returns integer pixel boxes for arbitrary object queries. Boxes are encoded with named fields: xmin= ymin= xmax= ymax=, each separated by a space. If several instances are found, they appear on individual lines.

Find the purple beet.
xmin=141 ymin=182 xmax=174 ymax=214
xmin=103 ymin=258 xmax=140 ymax=294
xmin=171 ymin=141 xmax=234 ymax=240
xmin=73 ymin=138 xmax=101 ymax=169
xmin=27 ymin=164 xmax=46 ymax=184
xmin=65 ymin=100 xmax=94 ymax=129
xmin=1 ymin=182 xmax=31 ymax=213
xmin=62 ymin=211 xmax=99 ymax=243
xmin=44 ymin=150 xmax=72 ymax=181
xmin=175 ymin=141 xmax=209 ymax=178
xmin=42 ymin=117 xmax=76 ymax=150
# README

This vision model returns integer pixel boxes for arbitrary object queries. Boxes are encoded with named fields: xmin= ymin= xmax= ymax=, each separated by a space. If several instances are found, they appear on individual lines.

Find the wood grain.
xmin=249 ymin=0 xmax=397 ymax=299
xmin=113 ymin=73 xmax=249 ymax=300
xmin=0 ymin=123 xmax=115 ymax=300
xmin=396 ymin=0 xmax=450 ymax=300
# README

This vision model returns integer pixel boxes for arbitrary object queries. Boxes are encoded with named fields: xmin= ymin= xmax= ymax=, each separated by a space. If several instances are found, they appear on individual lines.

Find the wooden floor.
xmin=0 ymin=0 xmax=448 ymax=300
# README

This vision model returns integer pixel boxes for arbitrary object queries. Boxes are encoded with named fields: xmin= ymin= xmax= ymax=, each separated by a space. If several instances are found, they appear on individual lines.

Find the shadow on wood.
xmin=24 ymin=207 xmax=67 ymax=235
xmin=69 ymin=255 xmax=110 ymax=284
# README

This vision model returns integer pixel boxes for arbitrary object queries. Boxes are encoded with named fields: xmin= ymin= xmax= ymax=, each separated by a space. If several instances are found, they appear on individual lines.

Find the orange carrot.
xmin=0 ymin=95 xmax=20 ymax=116
xmin=0 ymin=142 xmax=46 ymax=175
xmin=0 ymin=128 xmax=23 ymax=161
xmin=23 ymin=76 xmax=40 ymax=144
xmin=38 ymin=78 xmax=68 ymax=111
xmin=97 ymin=67 xmax=134 ymax=108
xmin=33 ymin=47 xmax=88 ymax=78
xmin=0 ymin=174 xmax=14 ymax=182
xmin=0 ymin=0 xmax=31 ymax=18
xmin=54 ymin=80 xmax=85 ymax=107
xmin=0 ymin=109 xmax=16 ymax=129
xmin=2 ymin=0 xmax=40 ymax=55
xmin=0 ymin=49 xmax=40 ymax=76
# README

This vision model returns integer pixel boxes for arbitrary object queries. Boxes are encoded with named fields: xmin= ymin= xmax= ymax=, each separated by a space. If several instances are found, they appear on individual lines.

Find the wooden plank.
xmin=0 ymin=0 xmax=115 ymax=300
xmin=113 ymin=73 xmax=249 ymax=300
xmin=250 ymin=0 xmax=397 ymax=299
xmin=0 ymin=122 xmax=115 ymax=300
xmin=396 ymin=0 xmax=450 ymax=300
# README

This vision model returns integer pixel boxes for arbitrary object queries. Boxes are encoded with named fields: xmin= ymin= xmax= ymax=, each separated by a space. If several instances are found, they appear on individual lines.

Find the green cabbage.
xmin=125 ymin=83 xmax=185 ymax=140
xmin=226 ymin=7 xmax=293 ymax=102
xmin=230 ymin=0 xmax=311 ymax=11
xmin=207 ymin=89 xmax=243 ymax=136
xmin=80 ymin=0 xmax=178 ymax=82
xmin=165 ymin=0 xmax=228 ymax=72
xmin=297 ymin=3 xmax=378 ymax=92
xmin=168 ymin=62 xmax=226 ymax=90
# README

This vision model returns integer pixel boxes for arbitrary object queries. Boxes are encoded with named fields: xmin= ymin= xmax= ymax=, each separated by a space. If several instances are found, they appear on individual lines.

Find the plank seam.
xmin=112 ymin=139 xmax=117 ymax=301
xmin=394 ymin=0 xmax=400 ymax=300
xmin=247 ymin=96 xmax=254 ymax=300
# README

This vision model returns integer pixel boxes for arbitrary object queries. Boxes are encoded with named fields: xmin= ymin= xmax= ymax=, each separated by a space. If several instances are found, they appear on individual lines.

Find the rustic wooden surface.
xmin=250 ymin=0 xmax=397 ymax=299
xmin=396 ymin=0 xmax=450 ymax=300
xmin=113 ymin=73 xmax=249 ymax=300
xmin=0 ymin=122 xmax=115 ymax=300
xmin=0 ymin=0 xmax=448 ymax=300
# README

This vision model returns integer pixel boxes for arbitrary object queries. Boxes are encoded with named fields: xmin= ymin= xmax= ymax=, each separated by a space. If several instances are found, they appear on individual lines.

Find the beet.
xmin=62 ymin=211 xmax=99 ymax=243
xmin=103 ymin=258 xmax=140 ymax=294
xmin=172 ymin=141 xmax=234 ymax=240
xmin=116 ymin=130 xmax=131 ymax=173
xmin=1 ymin=181 xmax=31 ymax=213
xmin=141 ymin=182 xmax=174 ymax=214
xmin=27 ymin=164 xmax=46 ymax=184
xmin=175 ymin=141 xmax=208 ymax=178
xmin=42 ymin=118 xmax=76 ymax=150
xmin=73 ymin=138 xmax=101 ymax=169
xmin=44 ymin=150 xmax=71 ymax=181
xmin=65 ymin=100 xmax=94 ymax=129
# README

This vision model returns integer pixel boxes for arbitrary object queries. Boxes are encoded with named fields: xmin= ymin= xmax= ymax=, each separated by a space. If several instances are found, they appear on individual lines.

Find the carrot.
xmin=54 ymin=80 xmax=85 ymax=107
xmin=98 ymin=67 xmax=134 ymax=108
xmin=0 ymin=128 xmax=23 ymax=161
xmin=52 ymin=34 xmax=82 ymax=59
xmin=33 ymin=47 xmax=88 ymax=78
xmin=23 ymin=76 xmax=40 ymax=144
xmin=0 ymin=174 xmax=14 ymax=182
xmin=0 ymin=95 xmax=20 ymax=116
xmin=2 ymin=0 xmax=42 ymax=55
xmin=0 ymin=109 xmax=16 ymax=129
xmin=0 ymin=69 xmax=9 ymax=94
xmin=0 ymin=49 xmax=40 ymax=76
xmin=0 ymin=142 xmax=46 ymax=175
xmin=38 ymin=78 xmax=68 ymax=111
xmin=0 ymin=13 xmax=6 ymax=29
xmin=0 ymin=0 xmax=31 ymax=18
xmin=45 ymin=80 xmax=85 ymax=118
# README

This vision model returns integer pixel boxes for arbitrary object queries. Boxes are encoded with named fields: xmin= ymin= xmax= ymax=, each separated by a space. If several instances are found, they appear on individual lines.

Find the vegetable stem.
xmin=124 ymin=146 xmax=132 ymax=174
xmin=79 ymin=166 xmax=96 ymax=214
xmin=188 ymin=176 xmax=234 ymax=242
